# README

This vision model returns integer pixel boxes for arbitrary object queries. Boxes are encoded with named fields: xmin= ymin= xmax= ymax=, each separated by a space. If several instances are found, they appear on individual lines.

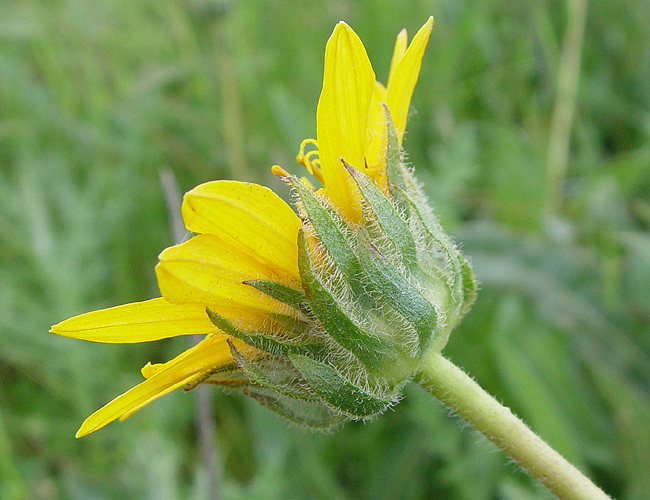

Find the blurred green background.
xmin=1 ymin=0 xmax=649 ymax=499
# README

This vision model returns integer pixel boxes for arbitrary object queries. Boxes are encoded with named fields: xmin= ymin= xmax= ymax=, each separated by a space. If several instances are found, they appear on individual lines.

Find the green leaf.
xmin=591 ymin=364 xmax=650 ymax=500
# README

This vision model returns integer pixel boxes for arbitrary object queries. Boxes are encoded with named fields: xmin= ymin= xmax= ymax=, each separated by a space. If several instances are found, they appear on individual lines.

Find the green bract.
xmin=205 ymin=115 xmax=477 ymax=428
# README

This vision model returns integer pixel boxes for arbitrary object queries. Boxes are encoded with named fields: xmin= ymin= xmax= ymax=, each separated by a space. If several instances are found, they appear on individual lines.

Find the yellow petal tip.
xmin=332 ymin=20 xmax=356 ymax=39
xmin=75 ymin=425 xmax=90 ymax=438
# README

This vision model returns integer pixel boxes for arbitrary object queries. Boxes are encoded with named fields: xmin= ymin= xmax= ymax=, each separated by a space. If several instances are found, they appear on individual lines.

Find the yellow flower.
xmin=298 ymin=16 xmax=433 ymax=221
xmin=51 ymin=17 xmax=459 ymax=438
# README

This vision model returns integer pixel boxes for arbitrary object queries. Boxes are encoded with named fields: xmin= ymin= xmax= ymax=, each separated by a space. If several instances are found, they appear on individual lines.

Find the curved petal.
xmin=364 ymin=81 xmax=389 ymax=192
xmin=388 ymin=28 xmax=408 ymax=84
xmin=156 ymin=233 xmax=297 ymax=317
xmin=75 ymin=335 xmax=252 ymax=437
xmin=181 ymin=180 xmax=301 ymax=281
xmin=386 ymin=17 xmax=433 ymax=144
xmin=50 ymin=298 xmax=216 ymax=343
xmin=316 ymin=21 xmax=375 ymax=220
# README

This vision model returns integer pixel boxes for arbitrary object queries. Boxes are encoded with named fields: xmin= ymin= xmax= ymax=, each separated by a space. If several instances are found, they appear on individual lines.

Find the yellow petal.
xmin=388 ymin=28 xmax=408 ymax=84
xmin=156 ymin=233 xmax=295 ymax=316
xmin=386 ymin=17 xmax=433 ymax=144
xmin=364 ymin=81 xmax=389 ymax=191
xmin=141 ymin=362 xmax=163 ymax=378
xmin=50 ymin=298 xmax=216 ymax=343
xmin=181 ymin=180 xmax=301 ymax=282
xmin=75 ymin=335 xmax=250 ymax=437
xmin=316 ymin=21 xmax=375 ymax=220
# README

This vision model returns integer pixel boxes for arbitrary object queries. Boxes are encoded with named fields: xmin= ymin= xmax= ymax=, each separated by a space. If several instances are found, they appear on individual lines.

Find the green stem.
xmin=415 ymin=351 xmax=612 ymax=500
xmin=544 ymin=0 xmax=588 ymax=214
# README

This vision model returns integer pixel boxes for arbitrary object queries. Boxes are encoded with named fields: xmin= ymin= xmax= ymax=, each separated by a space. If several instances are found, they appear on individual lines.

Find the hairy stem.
xmin=416 ymin=351 xmax=611 ymax=500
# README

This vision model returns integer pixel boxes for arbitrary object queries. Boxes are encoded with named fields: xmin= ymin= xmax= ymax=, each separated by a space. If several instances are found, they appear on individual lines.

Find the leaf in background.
xmin=489 ymin=295 xmax=584 ymax=467
xmin=590 ymin=364 xmax=650 ymax=500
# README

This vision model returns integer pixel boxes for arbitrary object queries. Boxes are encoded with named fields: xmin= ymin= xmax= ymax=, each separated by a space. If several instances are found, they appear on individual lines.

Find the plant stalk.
xmin=416 ymin=351 xmax=611 ymax=500
xmin=544 ymin=0 xmax=588 ymax=214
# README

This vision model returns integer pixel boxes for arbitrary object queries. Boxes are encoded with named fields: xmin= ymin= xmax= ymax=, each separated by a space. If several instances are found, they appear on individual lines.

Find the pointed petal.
xmin=386 ymin=17 xmax=433 ymax=144
xmin=388 ymin=29 xmax=408 ymax=84
xmin=156 ymin=233 xmax=296 ymax=317
xmin=75 ymin=335 xmax=250 ymax=437
xmin=181 ymin=180 xmax=301 ymax=282
xmin=316 ymin=21 xmax=375 ymax=220
xmin=50 ymin=298 xmax=216 ymax=343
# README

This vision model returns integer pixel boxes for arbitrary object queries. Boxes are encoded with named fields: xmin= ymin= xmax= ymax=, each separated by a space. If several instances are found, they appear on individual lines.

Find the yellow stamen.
xmin=303 ymin=152 xmax=324 ymax=184
xmin=296 ymin=138 xmax=319 ymax=163
xmin=303 ymin=149 xmax=319 ymax=167
xmin=296 ymin=138 xmax=325 ymax=186
xmin=271 ymin=165 xmax=290 ymax=178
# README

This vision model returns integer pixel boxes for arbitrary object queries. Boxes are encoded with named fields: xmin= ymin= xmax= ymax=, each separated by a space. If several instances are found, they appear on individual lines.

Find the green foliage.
xmin=1 ymin=0 xmax=648 ymax=499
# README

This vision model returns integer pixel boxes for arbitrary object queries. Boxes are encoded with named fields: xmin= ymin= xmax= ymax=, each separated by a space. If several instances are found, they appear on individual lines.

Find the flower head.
xmin=51 ymin=17 xmax=476 ymax=437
